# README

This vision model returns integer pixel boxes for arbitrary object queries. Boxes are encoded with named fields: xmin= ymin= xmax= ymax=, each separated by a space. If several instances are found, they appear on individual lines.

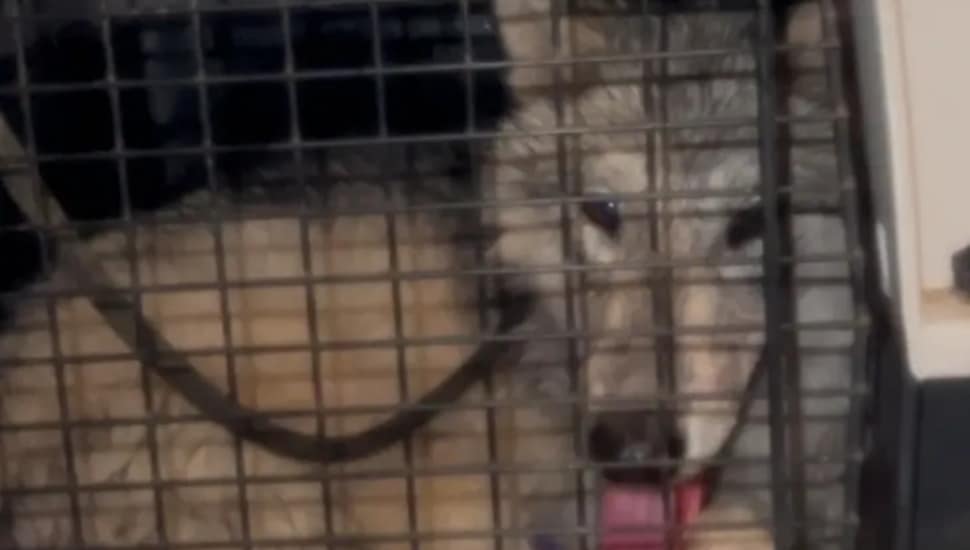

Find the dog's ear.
xmin=784 ymin=0 xmax=824 ymax=71
xmin=493 ymin=0 xmax=623 ymax=100
xmin=785 ymin=0 xmax=823 ymax=44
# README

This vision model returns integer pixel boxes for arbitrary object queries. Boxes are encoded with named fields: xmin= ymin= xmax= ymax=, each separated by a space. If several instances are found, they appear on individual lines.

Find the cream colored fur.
xmin=0 ymin=184 xmax=546 ymax=549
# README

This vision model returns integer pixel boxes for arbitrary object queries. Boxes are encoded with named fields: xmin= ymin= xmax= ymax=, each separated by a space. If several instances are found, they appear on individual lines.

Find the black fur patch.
xmin=725 ymin=200 xmax=790 ymax=249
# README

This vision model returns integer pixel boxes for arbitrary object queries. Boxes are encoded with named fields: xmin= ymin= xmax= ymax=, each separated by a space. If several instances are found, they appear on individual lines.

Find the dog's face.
xmin=575 ymin=150 xmax=766 ymax=483
xmin=490 ymin=84 xmax=766 ymax=482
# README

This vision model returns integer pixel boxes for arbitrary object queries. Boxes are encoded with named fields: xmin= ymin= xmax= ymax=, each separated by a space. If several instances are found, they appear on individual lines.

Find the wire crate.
xmin=0 ymin=1 xmax=877 ymax=549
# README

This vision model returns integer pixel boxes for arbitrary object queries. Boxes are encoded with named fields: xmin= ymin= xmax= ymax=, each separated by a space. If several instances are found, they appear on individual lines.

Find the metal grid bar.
xmin=6 ymin=3 xmax=87 ymax=545
xmin=369 ymin=0 xmax=423 ymax=543
xmin=547 ymin=1 xmax=591 ymax=548
xmin=0 ymin=520 xmax=863 ymax=550
xmin=0 ymin=113 xmax=846 ymax=167
xmin=0 ymin=417 xmax=861 ymax=451
xmin=457 ymin=0 xmax=505 ymax=541
xmin=640 ymin=6 xmax=677 ymax=547
xmin=753 ymin=1 xmax=793 ymax=548
xmin=0 ymin=189 xmax=847 ymax=235
xmin=458 ymin=0 xmax=476 ymax=132
xmin=184 ymin=1 xmax=255 ymax=546
xmin=386 ymin=182 xmax=423 ymax=550
xmin=9 ymin=0 xmax=794 ymax=18
xmin=815 ymin=1 xmax=871 ymax=549
xmin=0 ymin=450 xmax=859 ymax=490
xmin=475 ymin=159 xmax=506 ymax=550
xmin=0 ymin=382 xmax=866 ymax=419
xmin=383 ymin=144 xmax=423 ymax=550
xmin=774 ymin=3 xmax=810 ymax=547
xmin=0 ymin=42 xmax=841 ymax=97
xmin=278 ymin=0 xmax=339 ymax=537
xmin=93 ymin=0 xmax=172 ymax=544
xmin=0 ymin=319 xmax=868 ymax=371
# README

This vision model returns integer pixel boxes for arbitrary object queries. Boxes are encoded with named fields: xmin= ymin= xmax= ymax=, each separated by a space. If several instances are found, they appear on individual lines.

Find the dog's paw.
xmin=684 ymin=502 xmax=774 ymax=550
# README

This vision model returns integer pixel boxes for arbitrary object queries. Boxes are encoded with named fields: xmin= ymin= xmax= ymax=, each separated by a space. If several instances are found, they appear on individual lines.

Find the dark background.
xmin=0 ymin=0 xmax=513 ymax=309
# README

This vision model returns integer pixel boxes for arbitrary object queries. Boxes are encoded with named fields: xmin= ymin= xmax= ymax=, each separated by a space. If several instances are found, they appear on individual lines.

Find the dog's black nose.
xmin=588 ymin=409 xmax=685 ymax=484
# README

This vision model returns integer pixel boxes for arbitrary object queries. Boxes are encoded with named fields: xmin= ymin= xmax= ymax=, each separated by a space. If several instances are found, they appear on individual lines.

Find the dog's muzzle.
xmin=588 ymin=410 xmax=709 ymax=550
xmin=588 ymin=409 xmax=685 ymax=484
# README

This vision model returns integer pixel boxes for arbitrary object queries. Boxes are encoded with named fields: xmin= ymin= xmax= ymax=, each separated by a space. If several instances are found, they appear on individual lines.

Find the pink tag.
xmin=598 ymin=479 xmax=709 ymax=550
xmin=599 ymin=485 xmax=668 ymax=550
xmin=675 ymin=480 xmax=707 ymax=526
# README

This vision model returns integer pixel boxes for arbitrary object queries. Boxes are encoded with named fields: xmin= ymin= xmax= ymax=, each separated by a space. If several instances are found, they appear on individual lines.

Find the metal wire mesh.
xmin=0 ymin=0 xmax=870 ymax=549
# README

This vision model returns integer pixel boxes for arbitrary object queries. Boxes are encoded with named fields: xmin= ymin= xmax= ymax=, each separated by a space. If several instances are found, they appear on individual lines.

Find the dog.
xmin=0 ymin=2 xmax=857 ymax=549
xmin=485 ymin=3 xmax=852 ymax=549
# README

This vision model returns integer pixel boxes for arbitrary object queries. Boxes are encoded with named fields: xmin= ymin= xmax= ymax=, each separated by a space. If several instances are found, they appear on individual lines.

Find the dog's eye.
xmin=581 ymin=197 xmax=621 ymax=236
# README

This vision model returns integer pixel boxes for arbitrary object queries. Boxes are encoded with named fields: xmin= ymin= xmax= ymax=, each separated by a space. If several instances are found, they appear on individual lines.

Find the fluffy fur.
xmin=487 ymin=4 xmax=852 ymax=549
xmin=0 ymin=2 xmax=856 ymax=549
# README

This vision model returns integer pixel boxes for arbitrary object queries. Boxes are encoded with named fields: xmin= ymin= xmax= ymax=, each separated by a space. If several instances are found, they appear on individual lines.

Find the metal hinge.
xmin=953 ymin=244 xmax=970 ymax=297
